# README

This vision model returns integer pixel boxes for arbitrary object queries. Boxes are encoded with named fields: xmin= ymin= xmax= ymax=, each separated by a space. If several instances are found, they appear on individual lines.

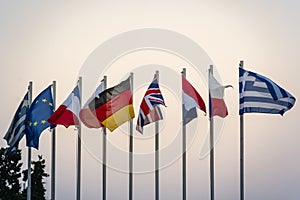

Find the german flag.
xmin=89 ymin=77 xmax=135 ymax=132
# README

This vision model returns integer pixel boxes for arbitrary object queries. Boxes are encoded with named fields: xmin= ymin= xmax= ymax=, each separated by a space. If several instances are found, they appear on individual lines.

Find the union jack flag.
xmin=136 ymin=74 xmax=166 ymax=133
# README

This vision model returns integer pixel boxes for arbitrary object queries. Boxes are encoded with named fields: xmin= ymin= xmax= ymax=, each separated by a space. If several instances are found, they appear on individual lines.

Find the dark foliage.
xmin=0 ymin=148 xmax=23 ymax=200
xmin=0 ymin=147 xmax=49 ymax=200
xmin=22 ymin=155 xmax=49 ymax=200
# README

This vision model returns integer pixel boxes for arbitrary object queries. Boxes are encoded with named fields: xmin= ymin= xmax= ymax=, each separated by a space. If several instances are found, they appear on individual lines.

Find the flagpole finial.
xmin=155 ymin=70 xmax=159 ymax=77
xmin=77 ymin=77 xmax=82 ymax=84
xmin=209 ymin=65 xmax=214 ymax=73
xmin=28 ymin=81 xmax=33 ymax=91
xmin=182 ymin=68 xmax=186 ymax=77
xmin=103 ymin=76 xmax=107 ymax=88
xmin=239 ymin=60 xmax=244 ymax=68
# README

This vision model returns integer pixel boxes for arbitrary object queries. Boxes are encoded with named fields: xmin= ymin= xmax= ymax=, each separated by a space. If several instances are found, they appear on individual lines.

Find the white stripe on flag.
xmin=183 ymin=92 xmax=200 ymax=111
xmin=240 ymin=102 xmax=291 ymax=110
xmin=240 ymin=91 xmax=273 ymax=99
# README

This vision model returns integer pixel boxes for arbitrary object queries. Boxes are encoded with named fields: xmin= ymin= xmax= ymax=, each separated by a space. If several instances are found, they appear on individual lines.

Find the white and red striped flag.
xmin=182 ymin=76 xmax=206 ymax=125
xmin=209 ymin=72 xmax=230 ymax=118
xmin=48 ymin=85 xmax=81 ymax=128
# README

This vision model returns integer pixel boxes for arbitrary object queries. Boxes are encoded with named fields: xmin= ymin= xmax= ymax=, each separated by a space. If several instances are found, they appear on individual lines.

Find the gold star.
xmin=34 ymin=121 xmax=38 ymax=126
xmin=49 ymin=102 xmax=53 ymax=107
xmin=42 ymin=98 xmax=47 ymax=103
xmin=28 ymin=121 xmax=32 ymax=126
xmin=41 ymin=120 xmax=46 ymax=124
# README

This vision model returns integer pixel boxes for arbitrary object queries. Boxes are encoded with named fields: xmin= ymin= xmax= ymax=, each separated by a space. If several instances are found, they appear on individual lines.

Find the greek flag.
xmin=4 ymin=91 xmax=30 ymax=154
xmin=239 ymin=68 xmax=296 ymax=115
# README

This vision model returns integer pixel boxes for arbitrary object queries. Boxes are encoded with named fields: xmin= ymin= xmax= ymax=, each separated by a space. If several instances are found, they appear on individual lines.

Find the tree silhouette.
xmin=22 ymin=155 xmax=49 ymax=200
xmin=0 ymin=147 xmax=49 ymax=200
xmin=0 ymin=148 xmax=23 ymax=200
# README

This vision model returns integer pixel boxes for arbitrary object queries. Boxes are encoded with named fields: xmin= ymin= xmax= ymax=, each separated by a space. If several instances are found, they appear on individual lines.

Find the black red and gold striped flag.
xmin=89 ymin=77 xmax=135 ymax=132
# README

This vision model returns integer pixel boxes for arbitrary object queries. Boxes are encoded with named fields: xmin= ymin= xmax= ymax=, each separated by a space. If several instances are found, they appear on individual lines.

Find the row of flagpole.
xmin=52 ymin=80 xmax=82 ymax=200
xmin=23 ymin=80 xmax=82 ymax=200
xmin=3 ymin=60 xmax=296 ymax=200
xmin=4 ymin=67 xmax=226 ymax=200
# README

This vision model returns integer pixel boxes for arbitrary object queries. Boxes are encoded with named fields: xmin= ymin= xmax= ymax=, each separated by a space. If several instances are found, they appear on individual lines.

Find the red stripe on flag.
xmin=182 ymin=76 xmax=206 ymax=113
xmin=93 ymin=90 xmax=133 ymax=122
xmin=79 ymin=108 xmax=103 ymax=128
xmin=211 ymin=98 xmax=228 ymax=118
xmin=144 ymin=89 xmax=161 ymax=96
xmin=48 ymin=105 xmax=80 ymax=128
xmin=140 ymin=99 xmax=149 ymax=116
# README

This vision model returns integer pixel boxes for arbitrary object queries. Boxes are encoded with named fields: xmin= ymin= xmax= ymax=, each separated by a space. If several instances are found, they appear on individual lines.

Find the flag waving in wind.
xmin=136 ymin=74 xmax=166 ymax=133
xmin=209 ymin=72 xmax=231 ymax=118
xmin=79 ymin=82 xmax=104 ymax=128
xmin=4 ymin=91 xmax=30 ymax=154
xmin=89 ymin=77 xmax=135 ymax=132
xmin=182 ymin=76 xmax=206 ymax=125
xmin=26 ymin=85 xmax=55 ymax=149
xmin=48 ymin=85 xmax=81 ymax=128
xmin=239 ymin=67 xmax=296 ymax=115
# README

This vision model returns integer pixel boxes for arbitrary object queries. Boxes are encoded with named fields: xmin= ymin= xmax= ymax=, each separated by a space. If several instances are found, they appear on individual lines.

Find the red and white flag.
xmin=48 ymin=85 xmax=81 ymax=128
xmin=209 ymin=72 xmax=230 ymax=118
xmin=182 ymin=76 xmax=206 ymax=125
xmin=79 ymin=82 xmax=104 ymax=128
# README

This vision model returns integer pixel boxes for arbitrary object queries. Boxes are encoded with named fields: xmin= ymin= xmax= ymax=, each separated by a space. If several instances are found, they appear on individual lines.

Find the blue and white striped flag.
xmin=4 ymin=91 xmax=30 ymax=154
xmin=239 ymin=68 xmax=296 ymax=115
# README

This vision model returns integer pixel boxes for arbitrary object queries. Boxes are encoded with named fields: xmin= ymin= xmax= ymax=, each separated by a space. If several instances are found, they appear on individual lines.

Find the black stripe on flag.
xmin=89 ymin=77 xmax=130 ymax=111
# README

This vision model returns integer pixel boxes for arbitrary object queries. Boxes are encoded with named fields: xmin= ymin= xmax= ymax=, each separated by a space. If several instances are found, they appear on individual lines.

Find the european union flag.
xmin=26 ymin=85 xmax=56 ymax=149
xmin=4 ymin=91 xmax=30 ymax=154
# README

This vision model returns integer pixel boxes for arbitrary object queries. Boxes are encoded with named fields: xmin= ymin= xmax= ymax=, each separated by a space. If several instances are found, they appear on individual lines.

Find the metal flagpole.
xmin=155 ymin=70 xmax=160 ymax=200
xmin=181 ymin=68 xmax=187 ymax=200
xmin=103 ymin=76 xmax=107 ymax=200
xmin=209 ymin=65 xmax=215 ymax=200
xmin=77 ymin=77 xmax=82 ymax=200
xmin=239 ymin=60 xmax=244 ymax=200
xmin=129 ymin=73 xmax=134 ymax=200
xmin=51 ymin=81 xmax=57 ymax=200
xmin=27 ymin=81 xmax=33 ymax=200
